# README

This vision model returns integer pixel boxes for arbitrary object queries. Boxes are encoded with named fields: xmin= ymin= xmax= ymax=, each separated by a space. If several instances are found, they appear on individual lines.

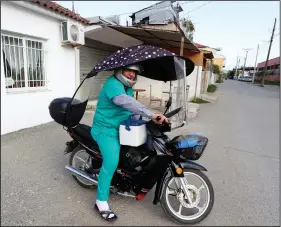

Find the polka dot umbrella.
xmin=87 ymin=45 xmax=195 ymax=82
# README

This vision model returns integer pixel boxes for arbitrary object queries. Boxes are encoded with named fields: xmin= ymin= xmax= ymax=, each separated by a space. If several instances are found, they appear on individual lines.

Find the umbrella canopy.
xmin=87 ymin=45 xmax=194 ymax=82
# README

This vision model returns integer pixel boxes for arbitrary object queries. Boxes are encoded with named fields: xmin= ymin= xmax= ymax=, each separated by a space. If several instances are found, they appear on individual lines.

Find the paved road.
xmin=1 ymin=80 xmax=279 ymax=226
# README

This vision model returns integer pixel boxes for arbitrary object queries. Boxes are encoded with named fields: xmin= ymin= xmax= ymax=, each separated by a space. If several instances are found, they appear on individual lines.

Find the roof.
xmin=86 ymin=16 xmax=117 ymax=25
xmin=194 ymin=43 xmax=207 ymax=48
xmin=107 ymin=25 xmax=199 ymax=52
xmin=28 ymin=0 xmax=89 ymax=24
xmin=130 ymin=1 xmax=176 ymax=17
xmin=257 ymin=56 xmax=280 ymax=68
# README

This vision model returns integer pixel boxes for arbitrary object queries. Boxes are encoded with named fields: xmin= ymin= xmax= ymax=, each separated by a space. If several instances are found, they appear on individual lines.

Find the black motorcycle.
xmin=49 ymin=45 xmax=214 ymax=225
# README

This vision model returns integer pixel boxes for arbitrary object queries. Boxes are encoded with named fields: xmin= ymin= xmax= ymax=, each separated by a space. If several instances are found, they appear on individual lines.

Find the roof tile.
xmin=28 ymin=0 xmax=89 ymax=24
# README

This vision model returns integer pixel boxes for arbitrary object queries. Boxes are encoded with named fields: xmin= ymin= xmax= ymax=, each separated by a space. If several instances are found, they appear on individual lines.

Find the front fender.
xmin=152 ymin=169 xmax=169 ymax=205
xmin=180 ymin=160 xmax=207 ymax=171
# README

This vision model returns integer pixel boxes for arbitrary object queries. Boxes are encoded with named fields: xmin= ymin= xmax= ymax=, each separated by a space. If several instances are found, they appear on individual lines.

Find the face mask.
xmin=115 ymin=69 xmax=137 ymax=88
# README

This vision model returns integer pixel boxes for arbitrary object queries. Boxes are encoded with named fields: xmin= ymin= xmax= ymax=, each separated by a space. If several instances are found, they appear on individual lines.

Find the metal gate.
xmin=80 ymin=46 xmax=113 ymax=100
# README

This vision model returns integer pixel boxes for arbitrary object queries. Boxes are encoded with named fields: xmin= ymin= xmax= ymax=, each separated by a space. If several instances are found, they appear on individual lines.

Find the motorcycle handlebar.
xmin=153 ymin=107 xmax=183 ymax=125
xmin=165 ymin=107 xmax=182 ymax=118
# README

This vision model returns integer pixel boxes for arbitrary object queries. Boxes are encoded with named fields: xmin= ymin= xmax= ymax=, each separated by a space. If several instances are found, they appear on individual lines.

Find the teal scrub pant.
xmin=91 ymin=130 xmax=120 ymax=201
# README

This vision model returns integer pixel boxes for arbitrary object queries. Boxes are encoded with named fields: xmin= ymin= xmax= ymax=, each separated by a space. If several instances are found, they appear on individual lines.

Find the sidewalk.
xmin=200 ymin=93 xmax=219 ymax=103
xmin=252 ymin=83 xmax=280 ymax=92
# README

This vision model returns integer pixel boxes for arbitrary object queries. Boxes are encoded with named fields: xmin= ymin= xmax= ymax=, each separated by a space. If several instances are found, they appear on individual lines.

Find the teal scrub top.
xmin=91 ymin=75 xmax=134 ymax=137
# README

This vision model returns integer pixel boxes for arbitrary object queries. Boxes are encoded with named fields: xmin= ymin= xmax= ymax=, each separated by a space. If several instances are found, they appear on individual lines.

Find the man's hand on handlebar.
xmin=152 ymin=113 xmax=169 ymax=125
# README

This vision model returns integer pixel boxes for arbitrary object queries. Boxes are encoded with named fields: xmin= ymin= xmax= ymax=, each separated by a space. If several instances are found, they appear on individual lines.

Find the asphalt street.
xmin=1 ymin=80 xmax=279 ymax=226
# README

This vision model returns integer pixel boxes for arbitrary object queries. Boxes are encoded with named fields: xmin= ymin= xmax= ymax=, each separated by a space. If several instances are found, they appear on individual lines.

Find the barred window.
xmin=1 ymin=33 xmax=47 ymax=91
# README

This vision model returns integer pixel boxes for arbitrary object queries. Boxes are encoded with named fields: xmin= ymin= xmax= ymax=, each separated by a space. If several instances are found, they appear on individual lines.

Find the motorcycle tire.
xmin=69 ymin=146 xmax=99 ymax=189
xmin=160 ymin=169 xmax=214 ymax=225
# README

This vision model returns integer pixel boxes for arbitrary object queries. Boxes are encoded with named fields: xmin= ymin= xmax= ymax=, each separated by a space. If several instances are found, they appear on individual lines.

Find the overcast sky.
xmin=57 ymin=1 xmax=280 ymax=70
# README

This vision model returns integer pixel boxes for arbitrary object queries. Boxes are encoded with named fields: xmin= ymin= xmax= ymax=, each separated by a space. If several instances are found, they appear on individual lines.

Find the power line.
xmin=149 ymin=1 xmax=211 ymax=24
xmin=181 ymin=1 xmax=212 ymax=16
xmin=273 ymin=32 xmax=279 ymax=38
xmin=261 ymin=32 xmax=279 ymax=44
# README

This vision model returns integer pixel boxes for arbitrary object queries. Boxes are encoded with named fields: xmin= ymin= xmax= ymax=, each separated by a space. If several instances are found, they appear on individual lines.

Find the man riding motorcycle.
xmin=90 ymin=63 xmax=168 ymax=222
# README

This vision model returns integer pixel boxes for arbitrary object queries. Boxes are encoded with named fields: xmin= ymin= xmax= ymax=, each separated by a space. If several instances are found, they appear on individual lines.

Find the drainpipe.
xmin=74 ymin=46 xmax=80 ymax=89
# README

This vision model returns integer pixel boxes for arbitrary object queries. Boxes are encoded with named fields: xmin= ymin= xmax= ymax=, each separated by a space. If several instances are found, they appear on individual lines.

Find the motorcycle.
xmin=48 ymin=45 xmax=214 ymax=225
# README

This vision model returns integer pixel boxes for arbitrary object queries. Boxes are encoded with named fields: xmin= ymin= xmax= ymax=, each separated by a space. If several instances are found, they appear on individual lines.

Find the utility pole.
xmin=234 ymin=55 xmax=240 ymax=79
xmin=72 ymin=1 xmax=75 ymax=12
xmin=261 ymin=18 xmax=276 ymax=87
xmin=242 ymin=48 xmax=252 ymax=77
xmin=252 ymin=44 xmax=259 ymax=84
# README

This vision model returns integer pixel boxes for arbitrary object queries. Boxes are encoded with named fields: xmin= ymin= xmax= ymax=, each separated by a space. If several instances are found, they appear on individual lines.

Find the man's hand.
xmin=152 ymin=113 xmax=169 ymax=124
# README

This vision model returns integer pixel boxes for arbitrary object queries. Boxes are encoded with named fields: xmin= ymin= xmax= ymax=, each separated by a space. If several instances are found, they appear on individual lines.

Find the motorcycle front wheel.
xmin=160 ymin=169 xmax=214 ymax=225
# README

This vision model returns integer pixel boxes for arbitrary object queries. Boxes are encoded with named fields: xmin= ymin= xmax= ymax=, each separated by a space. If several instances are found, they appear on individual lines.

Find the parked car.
xmin=244 ymin=76 xmax=252 ymax=82
xmin=238 ymin=75 xmax=244 ymax=81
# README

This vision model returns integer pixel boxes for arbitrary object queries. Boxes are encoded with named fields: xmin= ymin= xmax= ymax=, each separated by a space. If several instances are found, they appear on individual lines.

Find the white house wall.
xmin=186 ymin=66 xmax=202 ymax=100
xmin=133 ymin=65 xmax=202 ymax=102
xmin=1 ymin=1 xmax=78 ymax=134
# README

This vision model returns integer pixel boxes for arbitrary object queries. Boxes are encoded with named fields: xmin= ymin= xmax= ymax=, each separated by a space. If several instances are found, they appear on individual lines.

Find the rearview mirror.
xmin=166 ymin=96 xmax=172 ymax=109
xmin=164 ymin=96 xmax=172 ymax=115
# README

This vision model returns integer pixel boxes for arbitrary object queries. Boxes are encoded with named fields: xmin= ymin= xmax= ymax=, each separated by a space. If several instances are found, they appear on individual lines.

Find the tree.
xmin=213 ymin=64 xmax=221 ymax=75
xmin=182 ymin=18 xmax=195 ymax=41
xmin=227 ymin=69 xmax=236 ymax=79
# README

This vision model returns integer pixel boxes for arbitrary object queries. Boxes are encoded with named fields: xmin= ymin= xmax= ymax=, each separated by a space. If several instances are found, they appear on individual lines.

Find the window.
xmin=1 ymin=33 xmax=47 ymax=92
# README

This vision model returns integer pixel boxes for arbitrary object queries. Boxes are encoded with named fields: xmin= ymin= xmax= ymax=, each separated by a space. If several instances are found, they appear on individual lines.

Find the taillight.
xmin=68 ymin=131 xmax=73 ymax=137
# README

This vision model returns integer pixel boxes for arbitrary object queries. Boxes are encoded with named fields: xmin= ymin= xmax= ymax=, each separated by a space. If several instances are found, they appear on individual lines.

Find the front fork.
xmin=153 ymin=161 xmax=186 ymax=205
xmin=153 ymin=160 xmax=207 ymax=205
xmin=170 ymin=161 xmax=194 ymax=204
xmin=175 ymin=177 xmax=193 ymax=204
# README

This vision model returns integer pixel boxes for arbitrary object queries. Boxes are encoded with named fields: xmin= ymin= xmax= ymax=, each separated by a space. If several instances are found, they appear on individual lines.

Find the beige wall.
xmin=140 ymin=23 xmax=179 ymax=32
xmin=213 ymin=57 xmax=225 ymax=70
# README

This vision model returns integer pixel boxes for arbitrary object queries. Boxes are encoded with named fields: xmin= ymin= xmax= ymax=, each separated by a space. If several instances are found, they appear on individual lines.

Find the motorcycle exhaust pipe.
xmin=65 ymin=165 xmax=98 ymax=185
xmin=65 ymin=165 xmax=136 ymax=198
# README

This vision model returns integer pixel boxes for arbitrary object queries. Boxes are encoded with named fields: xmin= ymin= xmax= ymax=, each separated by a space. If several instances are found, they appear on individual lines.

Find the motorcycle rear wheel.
xmin=160 ymin=169 xmax=214 ymax=225
xmin=69 ymin=146 xmax=99 ymax=189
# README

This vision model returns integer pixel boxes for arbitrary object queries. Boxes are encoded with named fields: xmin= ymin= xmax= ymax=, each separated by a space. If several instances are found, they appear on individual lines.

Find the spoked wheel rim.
xmin=71 ymin=149 xmax=97 ymax=186
xmin=165 ymin=171 xmax=211 ymax=221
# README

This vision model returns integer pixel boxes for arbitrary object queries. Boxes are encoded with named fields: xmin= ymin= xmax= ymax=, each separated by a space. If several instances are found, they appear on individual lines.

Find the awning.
xmin=107 ymin=25 xmax=200 ymax=52
xmin=84 ymin=25 xmax=142 ymax=48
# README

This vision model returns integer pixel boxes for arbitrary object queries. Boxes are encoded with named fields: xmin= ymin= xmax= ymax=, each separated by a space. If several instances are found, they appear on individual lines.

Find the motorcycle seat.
xmin=72 ymin=124 xmax=100 ymax=152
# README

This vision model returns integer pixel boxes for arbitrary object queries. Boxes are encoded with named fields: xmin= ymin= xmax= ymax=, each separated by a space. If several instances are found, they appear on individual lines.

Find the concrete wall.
xmin=201 ymin=70 xmax=213 ymax=94
xmin=209 ymin=72 xmax=217 ymax=84
xmin=1 ymin=1 xmax=79 ymax=134
xmin=140 ymin=23 xmax=179 ymax=32
xmin=134 ymin=65 xmax=202 ymax=101
xmin=254 ymin=75 xmax=280 ymax=82
xmin=186 ymin=66 xmax=202 ymax=100
xmin=134 ymin=76 xmax=167 ymax=99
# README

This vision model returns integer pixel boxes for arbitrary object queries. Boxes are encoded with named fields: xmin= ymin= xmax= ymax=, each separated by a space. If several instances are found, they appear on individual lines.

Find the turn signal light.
xmin=176 ymin=168 xmax=183 ymax=174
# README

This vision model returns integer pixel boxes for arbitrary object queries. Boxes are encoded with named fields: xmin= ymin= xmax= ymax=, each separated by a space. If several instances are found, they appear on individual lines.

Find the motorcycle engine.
xmin=119 ymin=146 xmax=153 ymax=172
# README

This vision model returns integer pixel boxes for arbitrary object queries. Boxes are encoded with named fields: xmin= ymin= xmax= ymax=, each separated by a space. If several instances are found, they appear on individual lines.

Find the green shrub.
xmin=191 ymin=98 xmax=210 ymax=104
xmin=213 ymin=64 xmax=221 ymax=75
xmin=207 ymin=84 xmax=217 ymax=93
xmin=216 ymin=76 xmax=223 ymax=83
